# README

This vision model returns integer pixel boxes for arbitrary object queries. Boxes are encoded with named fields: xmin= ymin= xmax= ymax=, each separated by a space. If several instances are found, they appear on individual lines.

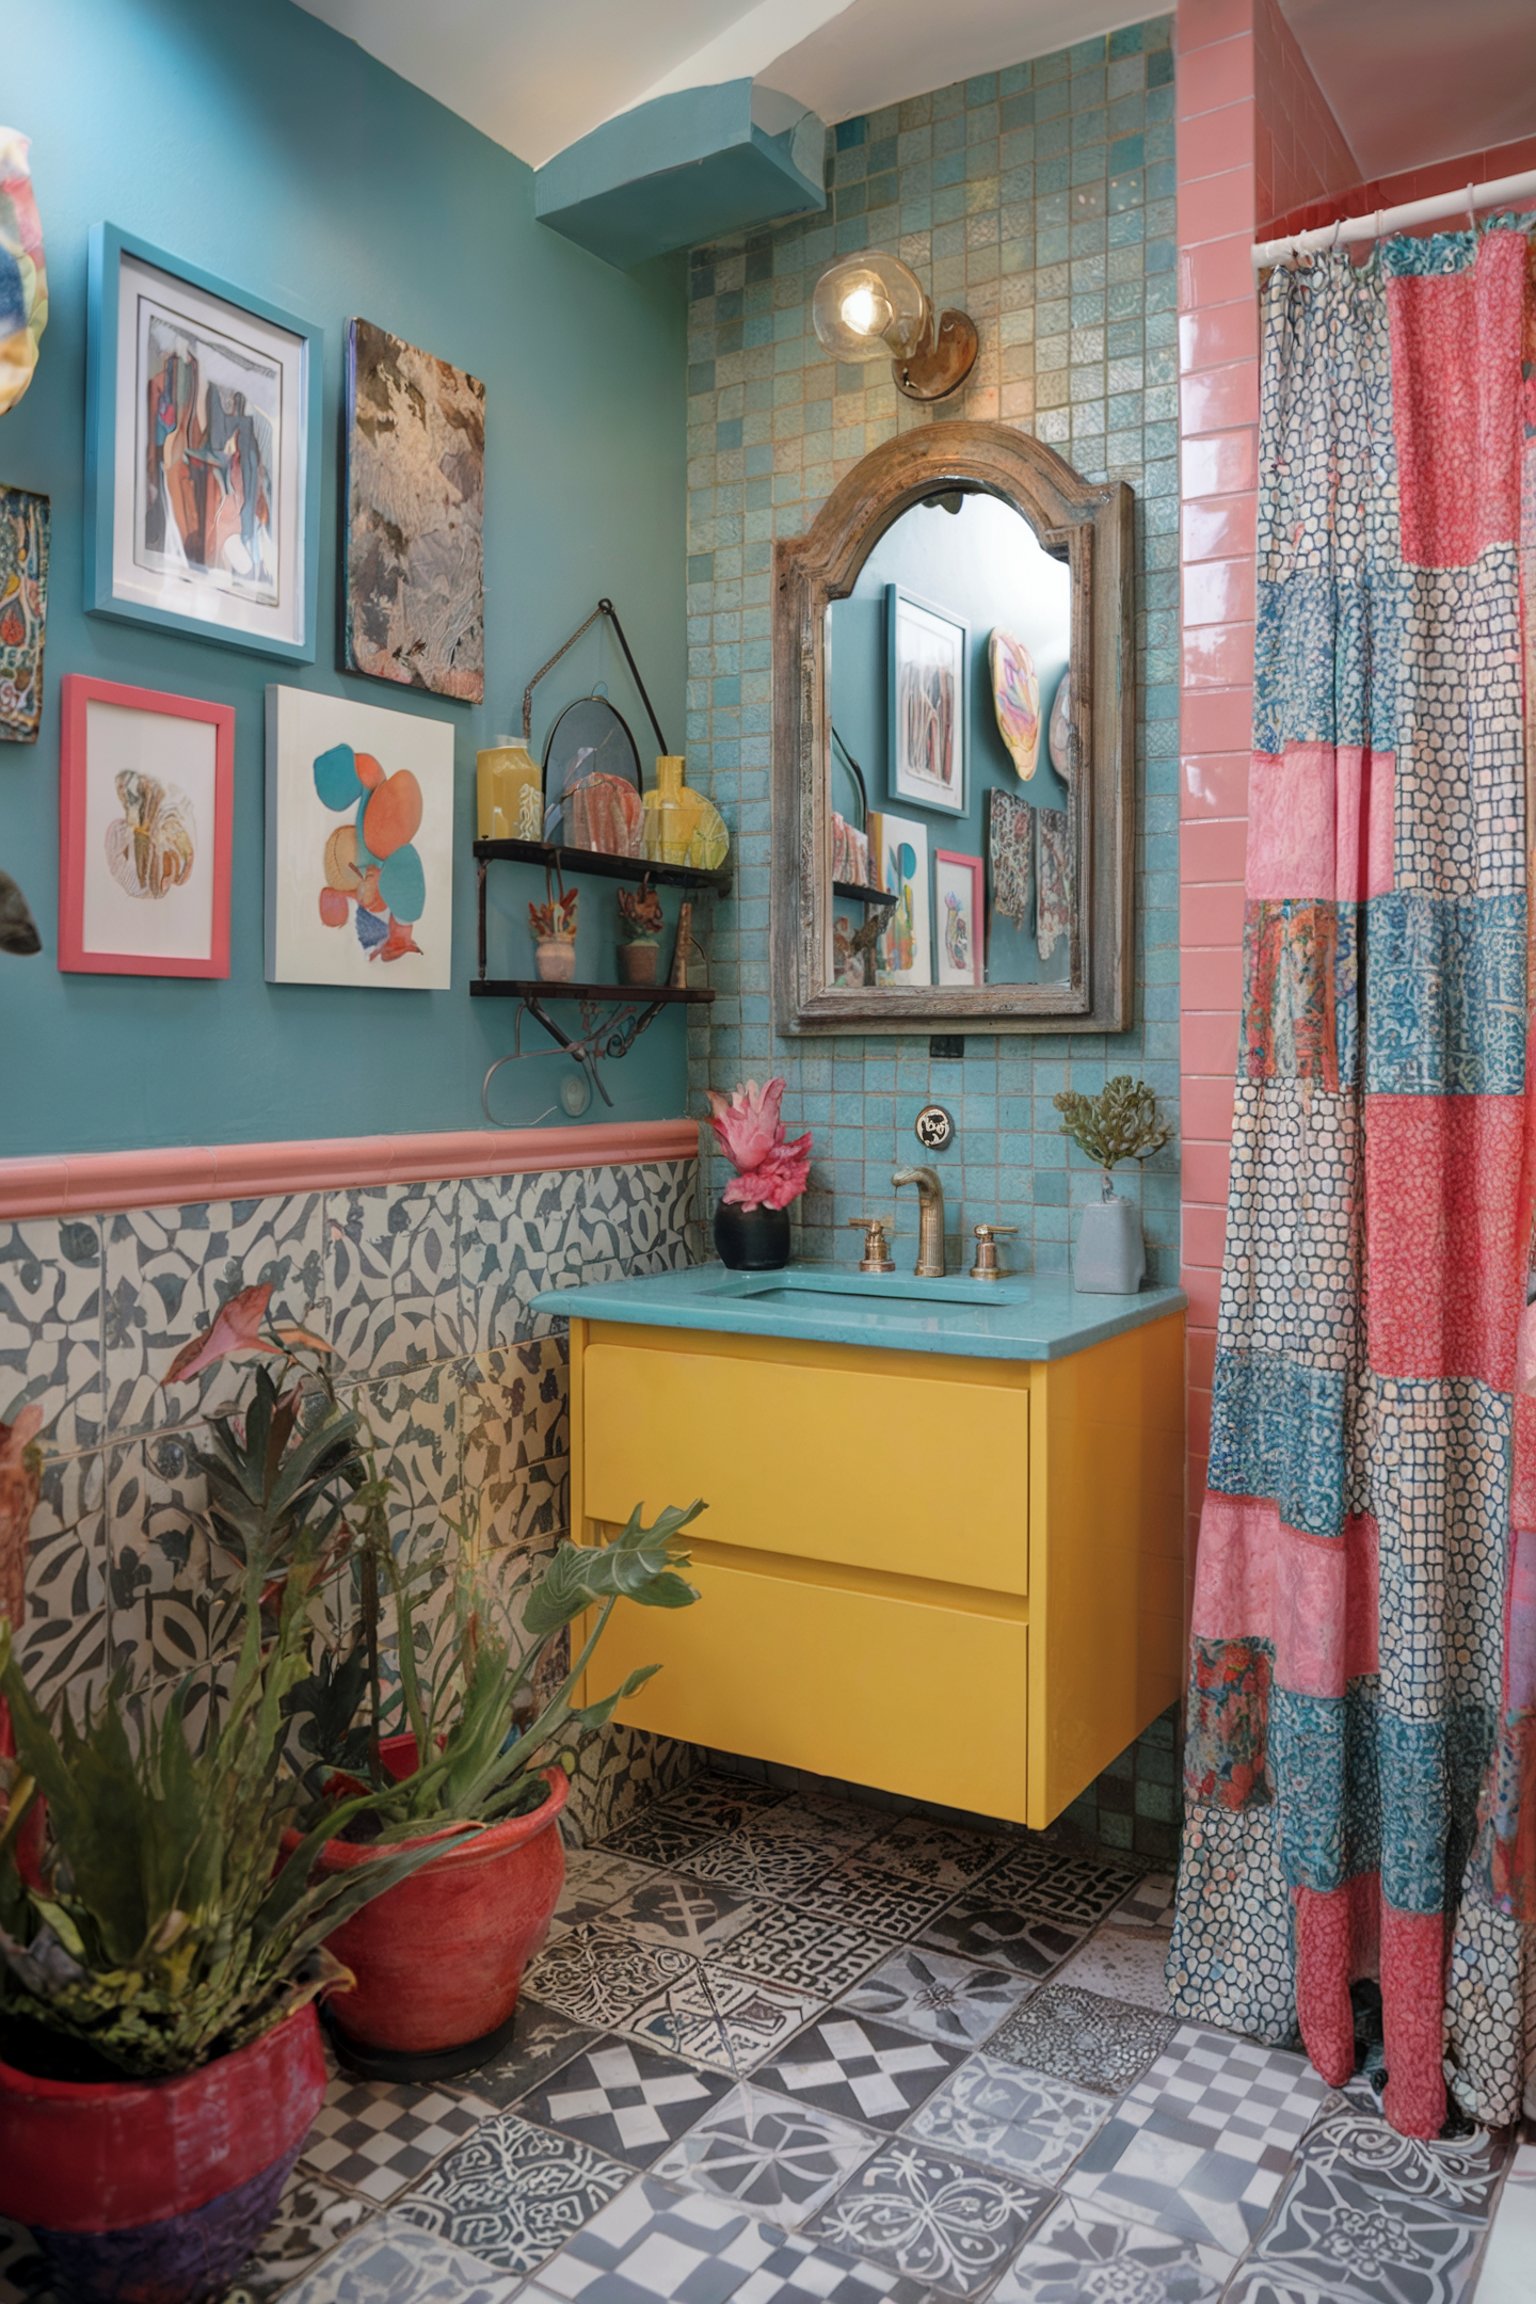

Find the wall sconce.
xmin=811 ymin=250 xmax=978 ymax=402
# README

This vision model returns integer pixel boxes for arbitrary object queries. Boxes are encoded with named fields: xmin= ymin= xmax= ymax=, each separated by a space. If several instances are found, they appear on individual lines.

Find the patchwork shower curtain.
xmin=1169 ymin=223 xmax=1536 ymax=2137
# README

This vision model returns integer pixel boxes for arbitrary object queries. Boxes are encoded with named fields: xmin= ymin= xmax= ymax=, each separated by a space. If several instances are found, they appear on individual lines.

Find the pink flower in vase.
xmin=707 ymin=1076 xmax=812 ymax=1211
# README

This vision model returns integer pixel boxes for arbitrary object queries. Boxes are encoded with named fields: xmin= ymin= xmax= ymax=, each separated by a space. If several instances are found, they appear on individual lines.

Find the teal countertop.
xmin=531 ymin=1263 xmax=1186 ymax=1362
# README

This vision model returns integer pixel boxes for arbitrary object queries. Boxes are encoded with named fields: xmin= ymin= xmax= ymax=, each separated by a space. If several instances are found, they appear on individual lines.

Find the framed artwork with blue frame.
xmin=84 ymin=224 xmax=322 ymax=663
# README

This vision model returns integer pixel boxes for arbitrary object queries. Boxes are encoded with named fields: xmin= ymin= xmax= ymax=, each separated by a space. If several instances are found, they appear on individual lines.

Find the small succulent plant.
xmin=617 ymin=884 xmax=664 ymax=942
xmin=528 ymin=887 xmax=578 ymax=942
xmin=1054 ymin=1074 xmax=1173 ymax=1196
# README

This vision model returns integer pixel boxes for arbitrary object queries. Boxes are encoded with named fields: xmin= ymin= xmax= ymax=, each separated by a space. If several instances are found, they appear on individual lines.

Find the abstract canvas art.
xmin=987 ymin=789 xmax=1034 ymax=926
xmin=934 ymin=850 xmax=983 ymax=987
xmin=868 ymin=808 xmax=931 ymax=987
xmin=1036 ymin=808 xmax=1074 ymax=962
xmin=888 ymin=584 xmax=966 ymax=815
xmin=265 ymin=685 xmax=453 ymax=990
xmin=342 ymin=319 xmax=485 ymax=702
xmin=58 ymin=676 xmax=233 ymax=977
xmin=86 ymin=227 xmax=320 ymax=660
xmin=0 ymin=484 xmax=49 ymax=742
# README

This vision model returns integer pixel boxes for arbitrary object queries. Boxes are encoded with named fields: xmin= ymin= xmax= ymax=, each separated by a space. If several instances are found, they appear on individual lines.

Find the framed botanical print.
xmin=58 ymin=675 xmax=234 ymax=977
xmin=934 ymin=849 xmax=984 ymax=987
xmin=887 ymin=583 xmax=966 ymax=815
xmin=84 ymin=224 xmax=321 ymax=661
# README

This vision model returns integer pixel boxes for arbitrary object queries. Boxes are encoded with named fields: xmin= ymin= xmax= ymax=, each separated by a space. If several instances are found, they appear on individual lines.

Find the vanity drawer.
xmin=585 ymin=1542 xmax=1030 ymax=1822
xmin=580 ymin=1330 xmax=1029 ymax=1595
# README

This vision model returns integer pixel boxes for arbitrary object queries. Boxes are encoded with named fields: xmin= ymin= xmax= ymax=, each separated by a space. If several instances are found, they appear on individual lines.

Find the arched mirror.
xmin=772 ymin=421 xmax=1133 ymax=1033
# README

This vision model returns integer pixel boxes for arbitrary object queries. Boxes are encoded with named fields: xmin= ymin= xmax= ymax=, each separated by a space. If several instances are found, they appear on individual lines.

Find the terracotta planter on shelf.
xmin=616 ymin=939 xmax=660 ymax=986
xmin=534 ymin=938 xmax=577 ymax=983
xmin=0 ymin=2002 xmax=324 ymax=2304
xmin=283 ymin=1736 xmax=568 ymax=2083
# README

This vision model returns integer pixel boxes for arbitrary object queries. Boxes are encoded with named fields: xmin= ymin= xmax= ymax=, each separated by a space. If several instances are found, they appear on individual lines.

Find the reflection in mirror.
xmin=825 ymin=490 xmax=1072 ymax=996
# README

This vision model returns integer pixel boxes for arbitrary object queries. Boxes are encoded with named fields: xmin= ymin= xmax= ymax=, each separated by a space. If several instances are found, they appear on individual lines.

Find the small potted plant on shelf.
xmin=1054 ymin=1073 xmax=1173 ymax=1294
xmin=528 ymin=882 xmax=579 ymax=982
xmin=616 ymin=881 xmax=665 ymax=987
xmin=0 ymin=1539 xmax=471 ymax=2304
xmin=166 ymin=1290 xmax=703 ymax=2082
xmin=706 ymin=1076 xmax=813 ymax=1271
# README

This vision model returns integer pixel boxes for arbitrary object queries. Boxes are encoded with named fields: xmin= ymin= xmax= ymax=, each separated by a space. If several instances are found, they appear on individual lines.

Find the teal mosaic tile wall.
xmin=683 ymin=19 xmax=1180 ymax=1285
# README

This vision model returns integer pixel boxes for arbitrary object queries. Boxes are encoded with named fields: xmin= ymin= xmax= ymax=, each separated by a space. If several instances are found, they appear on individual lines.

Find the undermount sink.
xmin=726 ymin=1268 xmax=1030 ymax=1307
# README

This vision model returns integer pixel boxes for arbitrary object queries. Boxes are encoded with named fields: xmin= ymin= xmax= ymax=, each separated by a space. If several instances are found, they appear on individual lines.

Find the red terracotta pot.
xmin=284 ymin=1737 xmax=568 ymax=2082
xmin=0 ymin=2002 xmax=325 ymax=2304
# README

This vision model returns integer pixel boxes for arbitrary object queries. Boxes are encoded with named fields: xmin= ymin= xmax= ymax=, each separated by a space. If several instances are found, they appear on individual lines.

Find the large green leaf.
xmin=522 ymin=1499 xmax=703 ymax=1639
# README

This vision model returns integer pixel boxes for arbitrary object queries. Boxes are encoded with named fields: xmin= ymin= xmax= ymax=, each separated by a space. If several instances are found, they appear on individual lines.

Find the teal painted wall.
xmin=1 ymin=0 xmax=687 ymax=1157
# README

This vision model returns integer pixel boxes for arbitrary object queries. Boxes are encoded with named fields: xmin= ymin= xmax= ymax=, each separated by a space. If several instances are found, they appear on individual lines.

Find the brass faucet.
xmin=892 ymin=1165 xmax=946 ymax=1278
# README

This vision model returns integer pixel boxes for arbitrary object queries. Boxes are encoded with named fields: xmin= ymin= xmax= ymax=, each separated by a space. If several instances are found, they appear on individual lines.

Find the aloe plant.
xmin=0 ymin=1553 xmax=473 ymax=2080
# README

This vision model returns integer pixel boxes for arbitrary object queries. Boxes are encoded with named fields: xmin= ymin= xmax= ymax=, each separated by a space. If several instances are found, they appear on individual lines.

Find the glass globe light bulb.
xmin=812 ymin=251 xmax=930 ymax=362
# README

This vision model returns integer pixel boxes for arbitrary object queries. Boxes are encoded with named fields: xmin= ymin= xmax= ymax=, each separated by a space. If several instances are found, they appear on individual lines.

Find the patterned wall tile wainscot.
xmin=682 ymin=20 xmax=1181 ymax=1284
xmin=0 ymin=1157 xmax=701 ymax=1842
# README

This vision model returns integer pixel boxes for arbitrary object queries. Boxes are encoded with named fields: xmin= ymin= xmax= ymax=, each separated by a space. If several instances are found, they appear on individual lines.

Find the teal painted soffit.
xmin=535 ymin=80 xmax=826 ymax=269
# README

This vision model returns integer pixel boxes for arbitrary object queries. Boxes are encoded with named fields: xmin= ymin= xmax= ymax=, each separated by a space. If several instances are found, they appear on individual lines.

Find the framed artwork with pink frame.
xmin=58 ymin=674 xmax=234 ymax=978
xmin=934 ymin=848 xmax=984 ymax=987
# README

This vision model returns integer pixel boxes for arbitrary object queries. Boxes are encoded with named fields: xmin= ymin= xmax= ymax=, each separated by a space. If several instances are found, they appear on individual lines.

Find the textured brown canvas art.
xmin=342 ymin=318 xmax=485 ymax=702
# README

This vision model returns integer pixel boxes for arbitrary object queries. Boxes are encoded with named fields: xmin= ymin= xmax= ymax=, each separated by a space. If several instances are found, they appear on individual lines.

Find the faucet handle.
xmin=847 ymin=1217 xmax=896 ymax=1274
xmin=970 ymin=1221 xmax=1018 ymax=1281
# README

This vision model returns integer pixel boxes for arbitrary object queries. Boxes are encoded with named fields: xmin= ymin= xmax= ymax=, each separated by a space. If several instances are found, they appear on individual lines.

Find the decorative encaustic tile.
xmin=470 ymin=1999 xmax=597 ymax=2109
xmin=225 ymin=2168 xmax=370 ymax=2299
xmin=460 ymin=1338 xmax=568 ymax=1505
xmin=627 ymin=1964 xmax=821 ymax=2073
xmin=652 ymin=2081 xmax=880 ymax=2229
xmin=395 ymin=2110 xmax=629 ymax=2275
xmin=752 ymin=1789 xmax=879 ymax=1851
xmin=605 ymin=1871 xmax=760 ymax=1957
xmin=683 ymin=1828 xmax=858 ymax=1899
xmin=983 ymin=1843 xmax=1144 ymax=1929
xmin=755 ymin=2014 xmax=962 ymax=2132
xmin=1054 ymin=1923 xmax=1174 ymax=2013
xmin=554 ymin=1848 xmax=659 ymax=1930
xmin=604 ymin=1805 xmax=739 ymax=1868
xmin=531 ymin=2176 xmax=795 ymax=2304
xmin=1296 ymin=2102 xmax=1505 ymax=2216
xmin=102 ymin=1192 xmax=328 ymax=1437
xmin=347 ymin=1365 xmax=461 ymax=1551
xmin=649 ymin=1771 xmax=794 ymax=1837
xmin=279 ymin=2210 xmax=521 ymax=2304
xmin=525 ymin=1923 xmax=699 ymax=2033
xmin=1247 ymin=2160 xmax=1484 ymax=2304
xmin=0 ymin=1214 xmax=104 ymax=1452
xmin=907 ymin=2052 xmax=1110 ymax=2185
xmin=0 ymin=2218 xmax=48 ymax=2304
xmin=806 ymin=2139 xmax=1050 ymax=2298
xmin=719 ymin=1908 xmax=893 ymax=1999
xmin=920 ymin=1889 xmax=1085 ymax=1978
xmin=328 ymin=1180 xmax=463 ymax=1377
xmin=991 ymin=2195 xmax=1231 ymax=2304
xmin=106 ymin=1428 xmax=241 ymax=1685
xmin=17 ymin=1449 xmax=111 ymax=1715
xmin=858 ymin=1814 xmax=1007 ymax=1891
xmin=987 ymin=1981 xmax=1176 ymax=2096
xmin=798 ymin=1852 xmax=961 ymax=1936
xmin=516 ymin=2037 xmax=730 ymax=2167
xmin=839 ymin=1945 xmax=1030 ymax=2050
xmin=1115 ymin=1870 xmax=1179 ymax=1932
xmin=299 ymin=2080 xmax=494 ymax=2205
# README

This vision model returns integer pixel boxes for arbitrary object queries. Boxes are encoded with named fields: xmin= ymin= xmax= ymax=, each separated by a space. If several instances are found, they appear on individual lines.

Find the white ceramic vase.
xmin=1074 ymin=1189 xmax=1145 ymax=1294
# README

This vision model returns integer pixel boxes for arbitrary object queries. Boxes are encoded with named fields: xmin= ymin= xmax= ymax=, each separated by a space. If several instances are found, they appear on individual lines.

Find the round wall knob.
xmin=914 ymin=1103 xmax=954 ymax=1151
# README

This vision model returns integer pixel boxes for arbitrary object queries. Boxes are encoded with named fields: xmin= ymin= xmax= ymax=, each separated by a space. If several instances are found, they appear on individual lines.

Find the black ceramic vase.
xmin=714 ymin=1197 xmax=791 ymax=1271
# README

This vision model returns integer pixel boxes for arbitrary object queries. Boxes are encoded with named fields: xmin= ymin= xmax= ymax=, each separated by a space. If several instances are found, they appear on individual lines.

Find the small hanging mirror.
xmin=541 ymin=694 xmax=644 ymax=856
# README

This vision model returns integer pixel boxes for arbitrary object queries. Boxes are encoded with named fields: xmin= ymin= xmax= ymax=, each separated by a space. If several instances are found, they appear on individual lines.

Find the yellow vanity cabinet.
xmin=562 ymin=1288 xmax=1185 ymax=1830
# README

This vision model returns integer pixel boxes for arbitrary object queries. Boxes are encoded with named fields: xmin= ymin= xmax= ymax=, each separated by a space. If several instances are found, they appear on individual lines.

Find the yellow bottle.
xmin=643 ymin=755 xmax=705 ymax=866
xmin=476 ymin=740 xmax=544 ymax=841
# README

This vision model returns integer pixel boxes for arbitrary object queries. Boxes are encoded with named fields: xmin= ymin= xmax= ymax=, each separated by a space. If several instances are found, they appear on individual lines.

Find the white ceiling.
xmin=1279 ymin=0 xmax=1536 ymax=181
xmin=293 ymin=0 xmax=1535 ymax=183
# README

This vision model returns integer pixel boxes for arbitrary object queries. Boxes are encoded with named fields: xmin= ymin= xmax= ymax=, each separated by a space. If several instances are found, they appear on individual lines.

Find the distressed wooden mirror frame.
xmin=772 ymin=420 xmax=1134 ymax=1034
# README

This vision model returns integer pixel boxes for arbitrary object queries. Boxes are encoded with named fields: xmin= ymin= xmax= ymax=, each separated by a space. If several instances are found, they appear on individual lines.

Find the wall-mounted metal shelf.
xmin=469 ymin=980 xmax=714 ymax=1005
xmin=473 ymin=838 xmax=732 ymax=894
xmin=832 ymin=879 xmax=897 ymax=907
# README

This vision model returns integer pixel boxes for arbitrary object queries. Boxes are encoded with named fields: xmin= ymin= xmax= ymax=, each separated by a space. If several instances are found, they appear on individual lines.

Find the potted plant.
xmin=528 ymin=883 xmax=579 ymax=981
xmin=165 ymin=1290 xmax=703 ymax=2083
xmin=616 ymin=881 xmax=665 ymax=986
xmin=1054 ymin=1073 xmax=1173 ymax=1294
xmin=706 ymin=1076 xmax=813 ymax=1271
xmin=0 ymin=1546 xmax=472 ymax=2304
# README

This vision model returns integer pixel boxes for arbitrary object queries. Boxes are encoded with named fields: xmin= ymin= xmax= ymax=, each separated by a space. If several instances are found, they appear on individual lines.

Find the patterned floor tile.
xmin=982 ymin=1844 xmax=1143 ymax=1929
xmin=226 ymin=2168 xmax=370 ymax=2297
xmin=650 ymin=1772 xmax=794 ymax=1836
xmin=908 ymin=2053 xmax=1109 ymax=2184
xmin=1115 ymin=1870 xmax=1179 ymax=1932
xmin=603 ymin=1806 xmax=736 ymax=1868
xmin=683 ymin=1828 xmax=853 ymax=1899
xmin=1062 ymin=2029 xmax=1333 ymax=2257
xmin=756 ymin=2014 xmax=962 ymax=2131
xmin=920 ymin=1890 xmax=1085 ymax=1978
xmin=799 ymin=1852 xmax=961 ymax=1936
xmin=720 ymin=1907 xmax=894 ymax=1998
xmin=1473 ymin=2139 xmax=1536 ymax=2304
xmin=532 ymin=2175 xmax=788 ymax=2301
xmin=1220 ymin=2272 xmax=1346 ymax=2304
xmin=990 ymin=2194 xmax=1231 ymax=2304
xmin=606 ymin=1870 xmax=762 ymax=1956
xmin=0 ymin=2219 xmax=49 ymax=2304
xmin=1249 ymin=2160 xmax=1484 ymax=2304
xmin=299 ymin=2080 xmax=493 ymax=2204
xmin=524 ymin=2235 xmax=926 ymax=2304
xmin=754 ymin=1791 xmax=885 ymax=1853
xmin=525 ymin=1922 xmax=697 ymax=2031
xmin=858 ymin=1815 xmax=1007 ymax=1892
xmin=627 ymin=1965 xmax=821 ymax=2073
xmin=807 ymin=2138 xmax=1050 ymax=2298
xmin=278 ymin=2211 xmax=520 ymax=2304
xmin=469 ymin=2001 xmax=596 ymax=2109
xmin=554 ymin=1848 xmax=658 ymax=1929
xmin=652 ymin=2082 xmax=881 ymax=2228
xmin=516 ymin=2037 xmax=731 ymax=2166
xmin=1295 ymin=2102 xmax=1505 ymax=2215
xmin=1053 ymin=1924 xmax=1174 ymax=2013
xmin=987 ymin=1982 xmax=1176 ymax=2096
xmin=395 ymin=2109 xmax=629 ymax=2275
xmin=838 ymin=1945 xmax=1030 ymax=2050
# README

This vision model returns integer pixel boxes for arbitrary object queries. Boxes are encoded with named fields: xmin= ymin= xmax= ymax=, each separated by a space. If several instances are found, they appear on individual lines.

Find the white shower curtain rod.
xmin=1251 ymin=167 xmax=1536 ymax=269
